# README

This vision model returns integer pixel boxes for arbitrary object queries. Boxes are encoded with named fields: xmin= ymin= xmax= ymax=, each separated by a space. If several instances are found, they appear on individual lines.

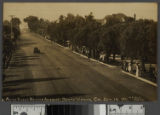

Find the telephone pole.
xmin=9 ymin=15 xmax=15 ymax=39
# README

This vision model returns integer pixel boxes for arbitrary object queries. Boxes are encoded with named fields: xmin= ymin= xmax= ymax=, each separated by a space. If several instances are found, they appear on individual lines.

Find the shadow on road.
xmin=3 ymin=74 xmax=20 ymax=78
xmin=3 ymin=87 xmax=30 ymax=93
xmin=10 ymin=64 xmax=37 ymax=68
xmin=14 ymin=55 xmax=40 ymax=60
xmin=9 ymin=63 xmax=38 ymax=68
xmin=9 ymin=55 xmax=40 ymax=69
xmin=18 ymin=38 xmax=37 ymax=47
xmin=3 ymin=77 xmax=69 ymax=86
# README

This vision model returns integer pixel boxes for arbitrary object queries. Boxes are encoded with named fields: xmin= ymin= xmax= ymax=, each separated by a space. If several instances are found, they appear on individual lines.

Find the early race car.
xmin=33 ymin=47 xmax=40 ymax=53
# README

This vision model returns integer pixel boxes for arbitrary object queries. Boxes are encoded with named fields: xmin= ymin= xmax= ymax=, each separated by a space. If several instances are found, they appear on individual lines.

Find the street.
xmin=2 ymin=31 xmax=157 ymax=101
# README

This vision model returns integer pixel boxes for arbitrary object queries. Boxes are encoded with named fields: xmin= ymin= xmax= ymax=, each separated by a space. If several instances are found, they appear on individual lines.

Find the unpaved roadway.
xmin=2 ymin=31 xmax=157 ymax=101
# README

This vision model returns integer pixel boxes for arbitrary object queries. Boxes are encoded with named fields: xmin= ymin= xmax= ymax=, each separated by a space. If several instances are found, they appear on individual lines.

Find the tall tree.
xmin=24 ymin=16 xmax=39 ymax=32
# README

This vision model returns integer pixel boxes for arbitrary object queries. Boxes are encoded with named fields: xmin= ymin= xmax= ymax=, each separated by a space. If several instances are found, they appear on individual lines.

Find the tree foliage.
xmin=24 ymin=13 xmax=157 ymax=64
xmin=3 ymin=17 xmax=21 ymax=69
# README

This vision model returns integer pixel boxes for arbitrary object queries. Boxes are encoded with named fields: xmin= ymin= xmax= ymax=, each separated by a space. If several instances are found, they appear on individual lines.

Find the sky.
xmin=3 ymin=2 xmax=157 ymax=28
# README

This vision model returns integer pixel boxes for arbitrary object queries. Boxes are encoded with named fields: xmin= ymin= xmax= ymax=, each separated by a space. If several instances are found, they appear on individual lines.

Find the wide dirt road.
xmin=2 ymin=31 xmax=157 ymax=101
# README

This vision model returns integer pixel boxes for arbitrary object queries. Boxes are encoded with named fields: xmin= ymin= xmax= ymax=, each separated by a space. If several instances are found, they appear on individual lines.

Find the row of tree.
xmin=3 ymin=17 xmax=21 ymax=69
xmin=24 ymin=13 xmax=157 ymax=67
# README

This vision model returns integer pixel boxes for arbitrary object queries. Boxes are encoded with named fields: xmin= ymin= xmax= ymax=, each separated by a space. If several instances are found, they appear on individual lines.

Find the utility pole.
xmin=9 ymin=15 xmax=15 ymax=39
xmin=134 ymin=13 xmax=136 ymax=21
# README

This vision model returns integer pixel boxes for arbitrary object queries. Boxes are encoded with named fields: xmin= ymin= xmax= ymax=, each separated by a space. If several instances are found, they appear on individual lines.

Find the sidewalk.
xmin=42 ymin=36 xmax=157 ymax=87
xmin=71 ymin=50 xmax=157 ymax=87
xmin=42 ymin=37 xmax=116 ymax=68
xmin=72 ymin=51 xmax=116 ymax=68
xmin=122 ymin=70 xmax=157 ymax=87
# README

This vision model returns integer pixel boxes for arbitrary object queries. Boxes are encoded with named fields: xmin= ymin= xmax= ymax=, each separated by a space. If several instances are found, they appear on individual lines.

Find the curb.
xmin=45 ymin=38 xmax=117 ymax=68
xmin=122 ymin=70 xmax=157 ymax=87
xmin=72 ymin=51 xmax=116 ymax=68
xmin=43 ymin=37 xmax=157 ymax=87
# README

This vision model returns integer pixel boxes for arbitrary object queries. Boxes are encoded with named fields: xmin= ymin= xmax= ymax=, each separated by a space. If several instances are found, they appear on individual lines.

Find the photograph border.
xmin=0 ymin=0 xmax=159 ymax=114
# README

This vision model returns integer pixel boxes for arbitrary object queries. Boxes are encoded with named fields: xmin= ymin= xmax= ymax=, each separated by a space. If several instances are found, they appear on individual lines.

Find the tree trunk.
xmin=113 ymin=53 xmax=115 ymax=61
xmin=141 ymin=59 xmax=146 ymax=72
xmin=105 ymin=54 xmax=110 ymax=63
xmin=93 ymin=49 xmax=96 ymax=59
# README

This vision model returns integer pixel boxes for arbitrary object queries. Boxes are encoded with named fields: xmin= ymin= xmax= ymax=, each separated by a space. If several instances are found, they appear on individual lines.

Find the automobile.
xmin=33 ymin=47 xmax=40 ymax=53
